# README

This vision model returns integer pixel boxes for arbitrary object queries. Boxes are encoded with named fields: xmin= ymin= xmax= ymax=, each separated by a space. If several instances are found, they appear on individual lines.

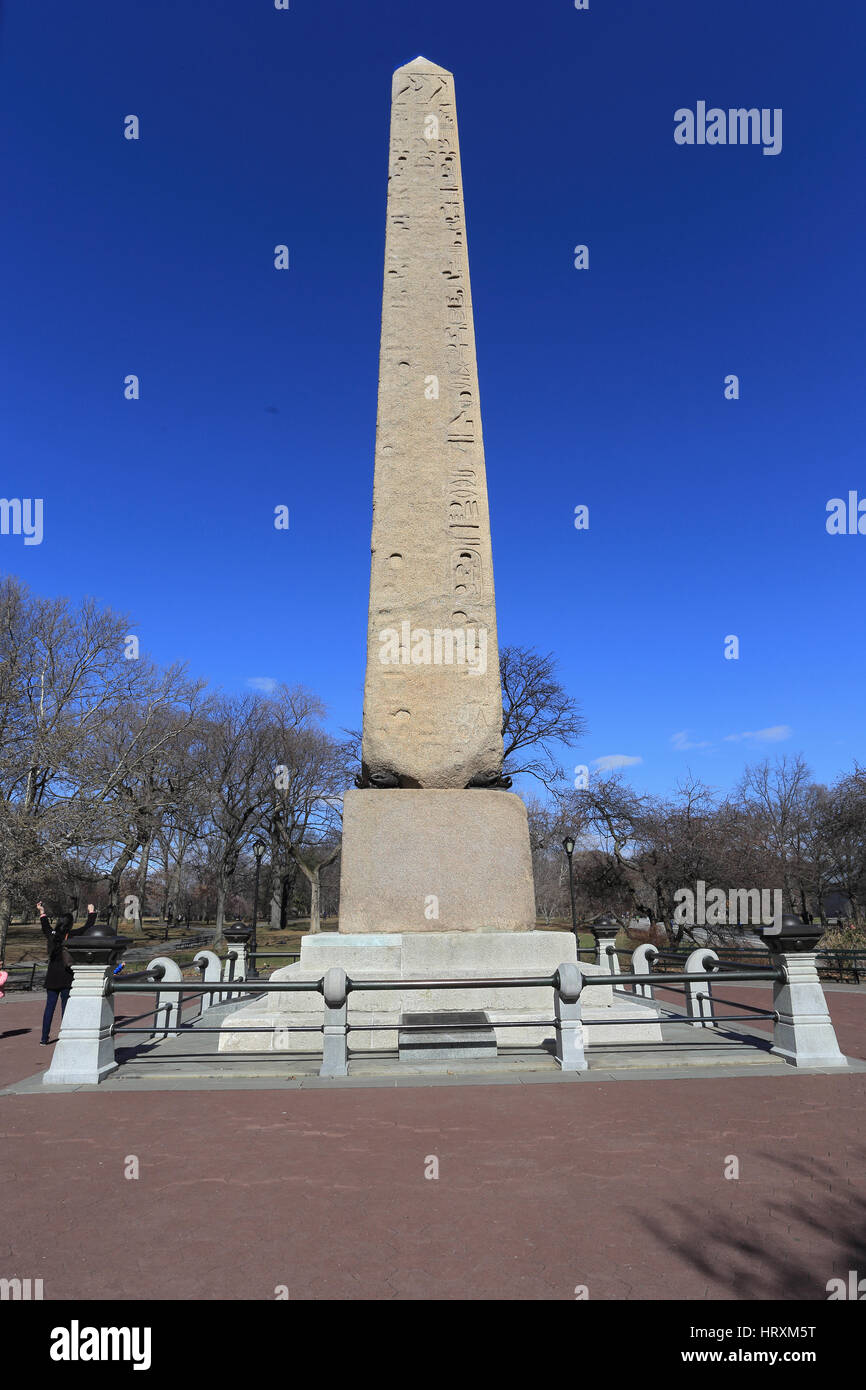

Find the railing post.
xmin=146 ymin=957 xmax=182 ymax=1038
xmin=320 ymin=967 xmax=348 ymax=1077
xmin=43 ymin=927 xmax=129 ymax=1086
xmin=632 ymin=943 xmax=659 ymax=999
xmin=761 ymin=917 xmax=845 ymax=1067
xmin=771 ymin=953 xmax=847 ymax=1067
xmin=193 ymin=949 xmax=222 ymax=1008
xmin=765 ymin=919 xmax=847 ymax=1068
xmin=685 ymin=948 xmax=718 ymax=1027
xmin=223 ymin=926 xmax=252 ymax=988
xmin=554 ymin=962 xmax=587 ymax=1072
xmin=591 ymin=915 xmax=621 ymax=977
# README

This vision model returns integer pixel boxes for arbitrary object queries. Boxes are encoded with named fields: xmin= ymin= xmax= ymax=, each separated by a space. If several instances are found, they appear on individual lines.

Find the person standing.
xmin=38 ymin=901 xmax=96 ymax=1045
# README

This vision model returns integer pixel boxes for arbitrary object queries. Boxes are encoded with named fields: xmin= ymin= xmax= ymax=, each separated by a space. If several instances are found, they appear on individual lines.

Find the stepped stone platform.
xmin=218 ymin=930 xmax=664 ymax=1056
xmin=10 ymin=995 xmax=858 ymax=1094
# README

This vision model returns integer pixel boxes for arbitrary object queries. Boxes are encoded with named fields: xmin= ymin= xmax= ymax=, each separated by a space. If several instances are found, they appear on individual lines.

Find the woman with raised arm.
xmin=38 ymin=901 xmax=96 ymax=1045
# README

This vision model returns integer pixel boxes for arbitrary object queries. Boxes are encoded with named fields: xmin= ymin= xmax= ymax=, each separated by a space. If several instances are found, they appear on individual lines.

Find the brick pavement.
xmin=2 ymin=989 xmax=864 ymax=1300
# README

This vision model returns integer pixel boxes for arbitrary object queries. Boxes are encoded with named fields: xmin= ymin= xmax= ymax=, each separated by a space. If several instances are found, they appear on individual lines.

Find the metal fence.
xmin=103 ymin=952 xmax=789 ymax=1079
xmin=590 ymin=940 xmax=866 ymax=984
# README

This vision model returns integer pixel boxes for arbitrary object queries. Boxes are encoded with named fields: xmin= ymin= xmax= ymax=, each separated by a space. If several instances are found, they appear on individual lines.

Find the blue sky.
xmin=2 ymin=0 xmax=864 ymax=799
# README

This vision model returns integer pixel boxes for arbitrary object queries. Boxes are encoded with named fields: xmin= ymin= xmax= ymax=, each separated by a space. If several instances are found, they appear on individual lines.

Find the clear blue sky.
xmin=2 ymin=0 xmax=864 ymax=798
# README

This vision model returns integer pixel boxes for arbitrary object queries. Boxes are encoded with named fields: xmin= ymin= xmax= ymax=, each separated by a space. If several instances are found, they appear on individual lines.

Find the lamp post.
xmin=250 ymin=840 xmax=266 ymax=979
xmin=562 ymin=836 xmax=579 ymax=948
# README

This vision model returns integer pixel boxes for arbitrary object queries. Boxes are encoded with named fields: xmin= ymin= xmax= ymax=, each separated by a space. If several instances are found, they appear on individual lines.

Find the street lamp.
xmin=562 ymin=836 xmax=579 ymax=947
xmin=250 ymin=840 xmax=266 ymax=979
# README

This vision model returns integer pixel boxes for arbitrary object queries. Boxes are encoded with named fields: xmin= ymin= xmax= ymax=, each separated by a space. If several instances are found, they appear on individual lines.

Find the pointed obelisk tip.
xmin=394 ymin=54 xmax=452 ymax=76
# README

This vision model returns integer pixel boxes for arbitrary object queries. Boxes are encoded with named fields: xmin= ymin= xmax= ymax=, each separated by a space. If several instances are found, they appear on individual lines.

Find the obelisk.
xmin=222 ymin=54 xmax=664 ymax=1056
xmin=359 ymin=56 xmax=505 ymax=791
xmin=218 ymin=56 xmax=666 ymax=1058
xmin=337 ymin=56 xmax=536 ymax=934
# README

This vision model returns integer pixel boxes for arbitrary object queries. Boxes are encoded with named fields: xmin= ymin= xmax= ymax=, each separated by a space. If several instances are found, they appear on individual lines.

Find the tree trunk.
xmin=269 ymin=877 xmax=282 ymax=930
xmin=280 ymin=874 xmax=291 ymax=929
xmin=213 ymin=872 xmax=231 ymax=946
xmin=167 ymin=855 xmax=185 ymax=924
xmin=106 ymin=841 xmax=141 ymax=931
xmin=136 ymin=832 xmax=154 ymax=921
xmin=270 ymin=867 xmax=294 ymax=929
xmin=0 ymin=884 xmax=12 ymax=964
xmin=290 ymin=845 xmax=340 ymax=935
xmin=292 ymin=857 xmax=320 ymax=933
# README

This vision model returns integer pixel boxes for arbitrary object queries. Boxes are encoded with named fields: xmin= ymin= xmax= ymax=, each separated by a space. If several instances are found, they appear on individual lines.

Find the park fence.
xmin=38 ymin=928 xmax=850 ymax=1084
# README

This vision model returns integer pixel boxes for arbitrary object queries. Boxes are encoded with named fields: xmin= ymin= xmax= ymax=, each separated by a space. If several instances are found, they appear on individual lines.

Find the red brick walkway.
xmin=2 ymin=992 xmax=864 ymax=1300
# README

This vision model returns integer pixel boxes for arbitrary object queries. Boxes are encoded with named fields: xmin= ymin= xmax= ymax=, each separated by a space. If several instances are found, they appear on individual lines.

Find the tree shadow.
xmin=636 ymin=1148 xmax=866 ymax=1299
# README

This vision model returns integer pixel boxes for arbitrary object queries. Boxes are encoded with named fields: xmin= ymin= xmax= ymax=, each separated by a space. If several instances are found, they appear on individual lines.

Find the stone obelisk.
xmin=220 ymin=60 xmax=665 ymax=1055
xmin=359 ymin=56 xmax=504 ymax=791
xmin=338 ymin=56 xmax=536 ymax=934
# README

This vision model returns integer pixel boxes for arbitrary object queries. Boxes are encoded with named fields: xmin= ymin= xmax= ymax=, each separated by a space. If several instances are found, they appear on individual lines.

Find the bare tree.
xmin=500 ymin=646 xmax=586 ymax=791
xmin=261 ymin=689 xmax=350 ymax=934
xmin=200 ymin=694 xmax=272 ymax=943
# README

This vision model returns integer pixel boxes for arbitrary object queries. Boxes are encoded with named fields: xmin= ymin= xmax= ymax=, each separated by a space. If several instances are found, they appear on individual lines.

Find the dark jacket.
xmin=41 ymin=912 xmax=95 ymax=991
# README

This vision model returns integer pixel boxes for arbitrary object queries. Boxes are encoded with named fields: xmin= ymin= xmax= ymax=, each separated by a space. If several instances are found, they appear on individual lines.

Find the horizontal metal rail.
xmin=603 ymin=969 xmax=781 ymax=986
xmin=347 ymin=975 xmax=557 ymax=991
xmin=114 ymin=1024 xmax=324 ymax=1034
xmin=580 ymin=1013 xmax=777 ymax=1025
xmin=108 ymin=967 xmax=782 ymax=999
xmin=3 ymin=962 xmax=43 ymax=990
xmin=349 ymin=1018 xmax=557 ymax=1032
xmin=693 ymin=990 xmax=777 ymax=1018
xmin=115 ymin=1006 xmax=170 ymax=1029
xmin=109 ymin=980 xmax=318 ymax=994
xmin=248 ymin=951 xmax=301 ymax=959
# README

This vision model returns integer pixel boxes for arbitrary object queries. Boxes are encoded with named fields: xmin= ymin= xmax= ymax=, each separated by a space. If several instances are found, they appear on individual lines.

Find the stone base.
xmin=337 ymin=789 xmax=537 ymax=932
xmin=770 ymin=958 xmax=849 ymax=1068
xmin=219 ymin=932 xmax=664 ymax=1054
xmin=399 ymin=1010 xmax=497 ymax=1061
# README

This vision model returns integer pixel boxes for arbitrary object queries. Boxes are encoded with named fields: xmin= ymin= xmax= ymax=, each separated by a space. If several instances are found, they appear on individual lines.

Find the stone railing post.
xmin=632 ymin=943 xmax=659 ymax=999
xmin=146 ymin=957 xmax=182 ymax=1038
xmin=43 ymin=926 xmax=129 ymax=1086
xmin=223 ymin=926 xmax=252 ymax=991
xmin=685 ymin=948 xmax=718 ymax=1027
xmin=194 ymin=949 xmax=223 ymax=1009
xmin=554 ymin=962 xmax=587 ymax=1072
xmin=320 ymin=967 xmax=348 ymax=1077
xmin=591 ymin=915 xmax=621 ymax=977
xmin=766 ymin=917 xmax=847 ymax=1068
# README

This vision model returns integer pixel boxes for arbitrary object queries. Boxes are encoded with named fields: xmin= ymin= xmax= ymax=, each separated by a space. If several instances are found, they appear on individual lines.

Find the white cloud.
xmin=247 ymin=676 xmax=278 ymax=694
xmin=671 ymin=730 xmax=711 ymax=751
xmin=593 ymin=754 xmax=643 ymax=770
xmin=724 ymin=725 xmax=792 ymax=744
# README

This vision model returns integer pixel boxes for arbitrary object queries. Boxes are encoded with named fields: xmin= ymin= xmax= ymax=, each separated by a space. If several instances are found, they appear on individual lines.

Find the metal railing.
xmin=596 ymin=939 xmax=866 ymax=983
xmin=101 ymin=952 xmax=792 ymax=1078
xmin=2 ymin=961 xmax=44 ymax=991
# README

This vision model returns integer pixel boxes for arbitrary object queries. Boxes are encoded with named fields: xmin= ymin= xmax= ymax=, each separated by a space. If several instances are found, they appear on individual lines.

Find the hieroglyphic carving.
xmin=452 ymin=546 xmax=484 ymax=603
xmin=448 ymin=468 xmax=480 ymax=533
xmin=447 ymin=389 xmax=475 ymax=443
xmin=362 ymin=58 xmax=503 ymax=788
